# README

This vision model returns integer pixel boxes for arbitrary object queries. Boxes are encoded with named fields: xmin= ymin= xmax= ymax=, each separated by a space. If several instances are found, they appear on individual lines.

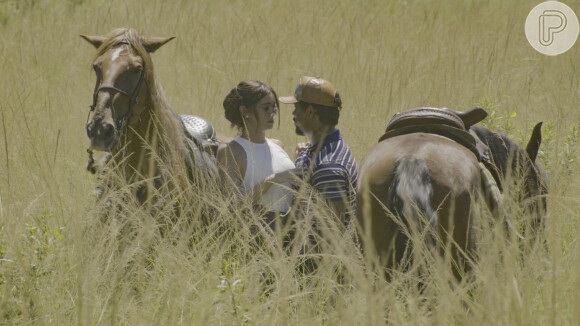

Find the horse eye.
xmin=128 ymin=67 xmax=141 ymax=77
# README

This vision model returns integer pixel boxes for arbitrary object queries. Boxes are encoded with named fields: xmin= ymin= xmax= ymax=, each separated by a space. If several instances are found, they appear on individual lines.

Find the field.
xmin=1 ymin=0 xmax=579 ymax=324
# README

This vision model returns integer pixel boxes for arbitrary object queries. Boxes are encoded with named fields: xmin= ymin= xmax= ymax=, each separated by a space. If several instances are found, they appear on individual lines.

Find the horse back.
xmin=358 ymin=133 xmax=480 ymax=196
xmin=356 ymin=133 xmax=481 ymax=275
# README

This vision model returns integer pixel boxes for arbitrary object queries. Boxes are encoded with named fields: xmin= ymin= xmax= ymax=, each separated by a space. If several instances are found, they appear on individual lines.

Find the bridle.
xmin=86 ymin=43 xmax=146 ymax=164
xmin=87 ymin=67 xmax=146 ymax=137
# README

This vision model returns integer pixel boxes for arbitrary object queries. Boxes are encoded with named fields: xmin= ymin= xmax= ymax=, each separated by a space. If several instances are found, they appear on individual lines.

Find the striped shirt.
xmin=295 ymin=128 xmax=358 ymax=223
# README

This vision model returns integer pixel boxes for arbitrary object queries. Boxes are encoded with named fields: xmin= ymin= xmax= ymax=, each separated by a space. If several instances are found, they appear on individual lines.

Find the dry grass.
xmin=1 ymin=0 xmax=579 ymax=324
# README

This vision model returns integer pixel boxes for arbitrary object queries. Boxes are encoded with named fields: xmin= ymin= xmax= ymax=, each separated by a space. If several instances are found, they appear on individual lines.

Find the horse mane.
xmin=94 ymin=28 xmax=150 ymax=69
xmin=471 ymin=125 xmax=546 ymax=193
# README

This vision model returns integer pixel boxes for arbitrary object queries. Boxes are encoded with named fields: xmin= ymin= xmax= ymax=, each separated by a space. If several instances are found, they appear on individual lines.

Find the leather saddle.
xmin=180 ymin=114 xmax=220 ymax=155
xmin=379 ymin=107 xmax=489 ymax=161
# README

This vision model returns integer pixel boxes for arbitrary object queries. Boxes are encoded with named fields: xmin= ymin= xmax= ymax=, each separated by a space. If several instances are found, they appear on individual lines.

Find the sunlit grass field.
xmin=1 ymin=0 xmax=579 ymax=324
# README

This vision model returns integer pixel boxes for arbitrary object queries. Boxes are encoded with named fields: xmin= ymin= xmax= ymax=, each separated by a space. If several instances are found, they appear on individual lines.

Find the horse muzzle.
xmin=86 ymin=120 xmax=119 ymax=151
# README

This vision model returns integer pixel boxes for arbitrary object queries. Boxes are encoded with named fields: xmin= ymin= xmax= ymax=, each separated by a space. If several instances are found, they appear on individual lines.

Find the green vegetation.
xmin=1 ymin=0 xmax=579 ymax=324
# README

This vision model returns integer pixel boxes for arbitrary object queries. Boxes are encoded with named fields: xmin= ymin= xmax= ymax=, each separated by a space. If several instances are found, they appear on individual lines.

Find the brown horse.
xmin=356 ymin=108 xmax=486 ymax=280
xmin=82 ymin=28 xmax=216 ymax=206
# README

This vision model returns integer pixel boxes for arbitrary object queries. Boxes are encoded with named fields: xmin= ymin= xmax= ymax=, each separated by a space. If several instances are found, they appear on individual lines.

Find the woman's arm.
xmin=216 ymin=141 xmax=246 ymax=195
xmin=248 ymin=168 xmax=304 ymax=202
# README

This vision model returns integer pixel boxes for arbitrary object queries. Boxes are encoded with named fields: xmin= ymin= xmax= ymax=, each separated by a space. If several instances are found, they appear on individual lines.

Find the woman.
xmin=217 ymin=80 xmax=300 ymax=220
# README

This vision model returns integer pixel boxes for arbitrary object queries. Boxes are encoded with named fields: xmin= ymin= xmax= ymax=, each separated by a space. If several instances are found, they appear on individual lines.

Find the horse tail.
xmin=387 ymin=157 xmax=438 ymax=262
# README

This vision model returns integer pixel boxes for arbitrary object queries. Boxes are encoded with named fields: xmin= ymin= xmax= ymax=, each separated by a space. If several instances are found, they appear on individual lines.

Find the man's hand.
xmin=295 ymin=142 xmax=309 ymax=158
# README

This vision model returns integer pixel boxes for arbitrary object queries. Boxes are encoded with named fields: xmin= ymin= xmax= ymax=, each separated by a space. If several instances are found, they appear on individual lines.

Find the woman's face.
xmin=251 ymin=92 xmax=277 ymax=131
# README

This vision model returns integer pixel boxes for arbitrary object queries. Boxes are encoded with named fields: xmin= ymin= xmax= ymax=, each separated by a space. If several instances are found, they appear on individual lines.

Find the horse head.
xmin=470 ymin=121 xmax=548 ymax=236
xmin=82 ymin=28 xmax=174 ymax=152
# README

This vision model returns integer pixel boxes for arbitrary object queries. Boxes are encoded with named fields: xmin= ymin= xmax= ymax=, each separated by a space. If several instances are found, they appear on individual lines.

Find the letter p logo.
xmin=526 ymin=1 xmax=579 ymax=56
xmin=539 ymin=10 xmax=567 ymax=46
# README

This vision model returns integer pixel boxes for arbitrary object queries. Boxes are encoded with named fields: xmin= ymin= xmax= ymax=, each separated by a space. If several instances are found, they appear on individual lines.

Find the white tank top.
xmin=233 ymin=137 xmax=296 ymax=213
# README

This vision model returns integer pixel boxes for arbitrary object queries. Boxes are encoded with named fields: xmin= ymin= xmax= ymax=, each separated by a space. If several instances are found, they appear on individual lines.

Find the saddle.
xmin=379 ymin=107 xmax=489 ymax=161
xmin=180 ymin=114 xmax=220 ymax=155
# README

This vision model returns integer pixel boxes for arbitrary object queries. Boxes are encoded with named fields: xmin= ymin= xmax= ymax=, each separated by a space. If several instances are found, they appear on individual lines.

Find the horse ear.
xmin=526 ymin=122 xmax=543 ymax=163
xmin=142 ymin=36 xmax=176 ymax=53
xmin=81 ymin=35 xmax=107 ymax=49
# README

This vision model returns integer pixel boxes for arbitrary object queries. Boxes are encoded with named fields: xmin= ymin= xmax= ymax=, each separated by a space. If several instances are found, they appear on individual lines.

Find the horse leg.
xmin=437 ymin=191 xmax=477 ymax=280
xmin=357 ymin=177 xmax=400 ymax=278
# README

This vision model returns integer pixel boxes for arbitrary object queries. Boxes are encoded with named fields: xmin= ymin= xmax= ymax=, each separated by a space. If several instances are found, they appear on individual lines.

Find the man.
xmin=279 ymin=76 xmax=358 ymax=227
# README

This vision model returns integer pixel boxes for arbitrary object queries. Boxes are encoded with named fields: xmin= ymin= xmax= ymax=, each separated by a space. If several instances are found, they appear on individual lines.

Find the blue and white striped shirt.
xmin=295 ymin=128 xmax=358 ymax=222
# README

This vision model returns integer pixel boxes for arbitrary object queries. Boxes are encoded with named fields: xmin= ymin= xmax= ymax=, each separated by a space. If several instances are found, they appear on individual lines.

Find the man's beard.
xmin=295 ymin=125 xmax=304 ymax=136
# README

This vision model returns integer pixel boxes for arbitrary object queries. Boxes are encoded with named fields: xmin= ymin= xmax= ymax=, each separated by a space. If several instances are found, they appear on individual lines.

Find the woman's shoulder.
xmin=217 ymin=139 xmax=246 ymax=162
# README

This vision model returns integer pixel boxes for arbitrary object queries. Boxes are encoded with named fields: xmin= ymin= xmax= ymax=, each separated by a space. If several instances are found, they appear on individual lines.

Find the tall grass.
xmin=1 ymin=0 xmax=579 ymax=324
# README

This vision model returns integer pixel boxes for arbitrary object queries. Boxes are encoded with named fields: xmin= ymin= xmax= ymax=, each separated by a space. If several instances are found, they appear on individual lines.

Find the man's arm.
xmin=310 ymin=164 xmax=352 ymax=225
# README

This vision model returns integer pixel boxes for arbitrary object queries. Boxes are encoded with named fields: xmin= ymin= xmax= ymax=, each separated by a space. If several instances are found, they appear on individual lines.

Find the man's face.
xmin=292 ymin=102 xmax=310 ymax=136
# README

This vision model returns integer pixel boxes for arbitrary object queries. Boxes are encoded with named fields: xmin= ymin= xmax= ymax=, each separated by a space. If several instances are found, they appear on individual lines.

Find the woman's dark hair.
xmin=223 ymin=80 xmax=279 ymax=130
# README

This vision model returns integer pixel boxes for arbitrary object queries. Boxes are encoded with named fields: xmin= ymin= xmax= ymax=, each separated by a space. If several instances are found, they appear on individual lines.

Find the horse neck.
xmin=119 ymin=82 xmax=186 ymax=183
